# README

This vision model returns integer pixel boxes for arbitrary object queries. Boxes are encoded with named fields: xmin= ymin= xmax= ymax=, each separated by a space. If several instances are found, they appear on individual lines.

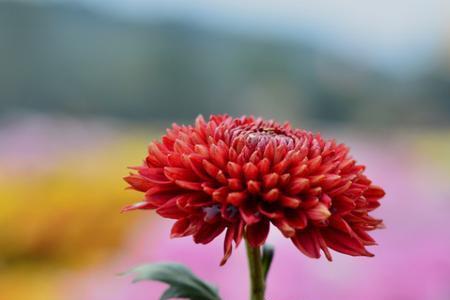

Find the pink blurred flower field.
xmin=1 ymin=116 xmax=449 ymax=300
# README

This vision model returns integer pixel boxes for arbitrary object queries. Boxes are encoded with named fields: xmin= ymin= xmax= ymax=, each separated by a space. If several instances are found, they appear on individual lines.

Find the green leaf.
xmin=160 ymin=286 xmax=188 ymax=300
xmin=261 ymin=244 xmax=275 ymax=281
xmin=122 ymin=262 xmax=221 ymax=300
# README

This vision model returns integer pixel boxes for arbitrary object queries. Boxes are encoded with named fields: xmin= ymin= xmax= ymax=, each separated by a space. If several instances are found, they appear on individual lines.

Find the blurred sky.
xmin=81 ymin=0 xmax=450 ymax=76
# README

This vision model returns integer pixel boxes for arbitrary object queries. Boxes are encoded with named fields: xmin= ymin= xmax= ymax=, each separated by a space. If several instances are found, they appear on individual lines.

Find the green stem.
xmin=245 ymin=239 xmax=265 ymax=300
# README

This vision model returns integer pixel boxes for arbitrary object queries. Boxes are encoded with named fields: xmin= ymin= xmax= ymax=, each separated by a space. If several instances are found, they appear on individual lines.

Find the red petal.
xmin=193 ymin=222 xmax=226 ymax=244
xmin=121 ymin=201 xmax=155 ymax=212
xmin=170 ymin=218 xmax=192 ymax=238
xmin=216 ymin=170 xmax=228 ymax=185
xmin=210 ymin=144 xmax=228 ymax=168
xmin=307 ymin=155 xmax=322 ymax=173
xmin=263 ymin=173 xmax=279 ymax=189
xmin=212 ymin=187 xmax=229 ymax=202
xmin=316 ymin=232 xmax=332 ymax=261
xmin=320 ymin=193 xmax=332 ymax=207
xmin=333 ymin=195 xmax=356 ymax=215
xmin=243 ymin=162 xmax=259 ymax=180
xmin=220 ymin=226 xmax=235 ymax=266
xmin=257 ymin=158 xmax=271 ymax=175
xmin=366 ymin=199 xmax=381 ymax=211
xmin=364 ymin=185 xmax=386 ymax=198
xmin=329 ymin=181 xmax=352 ymax=197
xmin=307 ymin=187 xmax=322 ymax=196
xmin=300 ymin=196 xmax=319 ymax=209
xmin=181 ymin=194 xmax=213 ymax=210
xmin=144 ymin=175 xmax=172 ymax=186
xmin=290 ymin=164 xmax=307 ymax=177
xmin=353 ymin=227 xmax=377 ymax=246
xmin=202 ymin=160 xmax=220 ymax=177
xmin=148 ymin=142 xmax=169 ymax=166
xmin=309 ymin=174 xmax=325 ymax=186
xmin=322 ymin=174 xmax=342 ymax=189
xmin=280 ymin=195 xmax=301 ymax=208
xmin=239 ymin=200 xmax=262 ymax=224
xmin=263 ymin=141 xmax=275 ymax=160
xmin=191 ymin=132 xmax=206 ymax=146
xmin=247 ymin=180 xmax=261 ymax=194
xmin=286 ymin=209 xmax=308 ymax=229
xmin=124 ymin=175 xmax=152 ymax=192
xmin=322 ymin=227 xmax=374 ymax=257
xmin=246 ymin=219 xmax=270 ymax=247
xmin=167 ymin=153 xmax=184 ymax=168
xmin=273 ymin=159 xmax=289 ymax=174
xmin=228 ymin=148 xmax=238 ymax=162
xmin=194 ymin=144 xmax=209 ymax=157
xmin=175 ymin=180 xmax=202 ymax=191
xmin=288 ymin=178 xmax=310 ymax=195
xmin=279 ymin=173 xmax=291 ymax=187
xmin=138 ymin=167 xmax=172 ymax=185
xmin=188 ymin=154 xmax=211 ymax=180
xmin=145 ymin=192 xmax=177 ymax=206
xmin=156 ymin=199 xmax=187 ymax=219
xmin=258 ymin=202 xmax=283 ymax=219
xmin=227 ymin=192 xmax=247 ymax=206
xmin=273 ymin=219 xmax=296 ymax=237
xmin=338 ymin=159 xmax=355 ymax=172
xmin=233 ymin=220 xmax=244 ymax=246
xmin=195 ymin=114 xmax=207 ymax=131
xmin=273 ymin=144 xmax=287 ymax=164
xmin=306 ymin=203 xmax=331 ymax=221
xmin=227 ymin=162 xmax=242 ymax=178
xmin=262 ymin=188 xmax=280 ymax=202
xmin=228 ymin=178 xmax=243 ymax=191
xmin=164 ymin=167 xmax=197 ymax=181
xmin=173 ymin=139 xmax=192 ymax=154
xmin=329 ymin=215 xmax=354 ymax=235
xmin=291 ymin=229 xmax=320 ymax=259
xmin=145 ymin=185 xmax=178 ymax=197
xmin=249 ymin=151 xmax=261 ymax=164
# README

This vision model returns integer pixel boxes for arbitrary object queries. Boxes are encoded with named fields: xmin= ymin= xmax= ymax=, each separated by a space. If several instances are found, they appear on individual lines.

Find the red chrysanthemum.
xmin=123 ymin=115 xmax=385 ymax=265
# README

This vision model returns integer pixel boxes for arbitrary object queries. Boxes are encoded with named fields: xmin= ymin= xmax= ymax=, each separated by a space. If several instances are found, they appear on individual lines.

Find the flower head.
xmin=123 ymin=115 xmax=385 ymax=264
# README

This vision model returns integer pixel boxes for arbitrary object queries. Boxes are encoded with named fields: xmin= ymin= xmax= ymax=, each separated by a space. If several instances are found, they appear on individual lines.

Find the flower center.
xmin=244 ymin=128 xmax=294 ymax=151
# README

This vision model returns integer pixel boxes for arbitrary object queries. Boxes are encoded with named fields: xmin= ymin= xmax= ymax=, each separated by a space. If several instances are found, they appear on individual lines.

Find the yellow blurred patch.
xmin=413 ymin=130 xmax=450 ymax=175
xmin=0 ymin=129 xmax=159 ymax=299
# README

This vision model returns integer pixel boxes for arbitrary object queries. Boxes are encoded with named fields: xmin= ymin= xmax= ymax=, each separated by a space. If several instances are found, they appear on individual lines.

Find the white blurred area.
xmin=83 ymin=0 xmax=450 ymax=76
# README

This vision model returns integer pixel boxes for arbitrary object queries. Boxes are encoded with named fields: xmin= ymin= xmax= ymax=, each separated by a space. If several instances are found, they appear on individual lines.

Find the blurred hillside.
xmin=1 ymin=2 xmax=449 ymax=127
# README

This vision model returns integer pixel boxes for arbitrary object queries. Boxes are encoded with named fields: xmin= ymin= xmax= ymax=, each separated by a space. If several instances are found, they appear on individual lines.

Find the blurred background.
xmin=1 ymin=1 xmax=450 ymax=299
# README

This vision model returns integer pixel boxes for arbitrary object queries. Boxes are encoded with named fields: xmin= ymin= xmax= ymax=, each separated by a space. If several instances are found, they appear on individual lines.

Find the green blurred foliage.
xmin=1 ymin=2 xmax=449 ymax=127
